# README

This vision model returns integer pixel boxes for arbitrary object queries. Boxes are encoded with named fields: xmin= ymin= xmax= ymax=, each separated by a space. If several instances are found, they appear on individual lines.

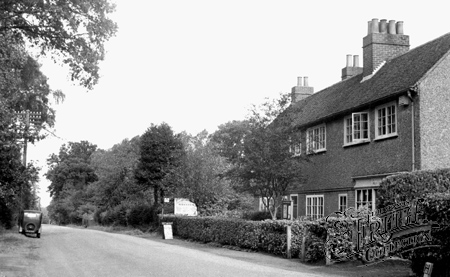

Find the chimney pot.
xmin=353 ymin=55 xmax=360 ymax=67
xmin=297 ymin=77 xmax=303 ymax=86
xmin=304 ymin=76 xmax=309 ymax=87
xmin=388 ymin=20 xmax=396 ymax=34
xmin=371 ymin=18 xmax=379 ymax=33
xmin=396 ymin=21 xmax=404 ymax=35
xmin=379 ymin=19 xmax=387 ymax=33
xmin=346 ymin=54 xmax=353 ymax=67
xmin=367 ymin=21 xmax=371 ymax=35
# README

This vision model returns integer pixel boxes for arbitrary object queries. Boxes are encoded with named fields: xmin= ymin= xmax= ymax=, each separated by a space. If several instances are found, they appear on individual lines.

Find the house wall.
xmin=297 ymin=190 xmax=354 ymax=218
xmin=292 ymin=96 xmax=414 ymax=216
xmin=419 ymin=52 xmax=450 ymax=170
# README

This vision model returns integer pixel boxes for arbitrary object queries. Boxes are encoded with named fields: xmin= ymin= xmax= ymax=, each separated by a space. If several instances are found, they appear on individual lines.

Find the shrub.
xmin=410 ymin=192 xmax=450 ymax=277
xmin=377 ymin=169 xmax=450 ymax=276
xmin=161 ymin=215 xmax=325 ymax=260
xmin=242 ymin=211 xmax=272 ymax=221
xmin=377 ymin=168 xmax=450 ymax=209
xmin=127 ymin=204 xmax=154 ymax=226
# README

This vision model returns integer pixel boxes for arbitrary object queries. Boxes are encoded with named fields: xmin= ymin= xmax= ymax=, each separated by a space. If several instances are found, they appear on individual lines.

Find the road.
xmin=1 ymin=224 xmax=333 ymax=277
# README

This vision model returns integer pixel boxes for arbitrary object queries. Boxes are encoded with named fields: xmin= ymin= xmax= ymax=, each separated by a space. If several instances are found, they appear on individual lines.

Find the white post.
xmin=286 ymin=226 xmax=292 ymax=259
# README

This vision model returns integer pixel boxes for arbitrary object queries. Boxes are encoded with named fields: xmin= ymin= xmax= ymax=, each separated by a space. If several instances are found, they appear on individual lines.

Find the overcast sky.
xmin=28 ymin=0 xmax=450 ymax=207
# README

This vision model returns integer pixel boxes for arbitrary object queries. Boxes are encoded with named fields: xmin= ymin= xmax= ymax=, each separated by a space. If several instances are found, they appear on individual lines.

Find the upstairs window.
xmin=306 ymin=125 xmax=326 ymax=153
xmin=375 ymin=102 xmax=397 ymax=139
xmin=344 ymin=112 xmax=369 ymax=145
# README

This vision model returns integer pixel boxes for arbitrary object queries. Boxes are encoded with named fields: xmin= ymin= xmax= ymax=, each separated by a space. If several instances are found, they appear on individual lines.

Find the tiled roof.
xmin=287 ymin=32 xmax=450 ymax=128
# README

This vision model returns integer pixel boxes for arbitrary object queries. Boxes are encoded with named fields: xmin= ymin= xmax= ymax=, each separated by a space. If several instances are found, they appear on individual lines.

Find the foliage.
xmin=377 ymin=168 xmax=450 ymax=209
xmin=377 ymin=169 xmax=450 ymax=276
xmin=0 ymin=0 xmax=118 ymax=89
xmin=161 ymin=215 xmax=324 ymax=260
xmin=212 ymin=93 xmax=306 ymax=219
xmin=0 ymin=33 xmax=58 ymax=228
xmin=46 ymin=141 xmax=98 ymax=224
xmin=89 ymin=137 xmax=144 ymax=209
xmin=242 ymin=211 xmax=272 ymax=221
xmin=135 ymin=123 xmax=184 ymax=210
xmin=167 ymin=131 xmax=247 ymax=216
xmin=409 ymin=192 xmax=450 ymax=277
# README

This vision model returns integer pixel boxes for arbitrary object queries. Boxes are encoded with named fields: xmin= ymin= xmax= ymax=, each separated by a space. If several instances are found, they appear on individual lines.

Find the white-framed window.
xmin=259 ymin=197 xmax=274 ymax=212
xmin=355 ymin=189 xmax=376 ymax=211
xmin=375 ymin=102 xmax=397 ymax=139
xmin=289 ymin=135 xmax=301 ymax=156
xmin=344 ymin=112 xmax=369 ymax=145
xmin=306 ymin=124 xmax=326 ymax=153
xmin=338 ymin=193 xmax=347 ymax=213
xmin=306 ymin=195 xmax=324 ymax=220
xmin=290 ymin=194 xmax=298 ymax=219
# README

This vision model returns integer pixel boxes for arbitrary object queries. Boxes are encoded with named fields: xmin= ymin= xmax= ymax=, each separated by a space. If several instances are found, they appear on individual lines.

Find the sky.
xmin=27 ymin=0 xmax=450 ymax=207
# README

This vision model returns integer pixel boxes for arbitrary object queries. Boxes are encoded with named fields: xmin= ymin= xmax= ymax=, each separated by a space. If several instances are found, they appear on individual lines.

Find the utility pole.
xmin=17 ymin=110 xmax=42 ymax=166
xmin=16 ymin=110 xmax=42 ymax=210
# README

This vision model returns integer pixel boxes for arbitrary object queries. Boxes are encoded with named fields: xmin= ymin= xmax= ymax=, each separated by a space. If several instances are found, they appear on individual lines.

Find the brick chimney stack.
xmin=363 ymin=18 xmax=410 ymax=77
xmin=291 ymin=76 xmax=314 ymax=103
xmin=341 ymin=54 xmax=363 ymax=80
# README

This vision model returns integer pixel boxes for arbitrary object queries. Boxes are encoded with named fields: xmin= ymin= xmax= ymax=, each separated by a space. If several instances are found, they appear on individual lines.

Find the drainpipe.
xmin=407 ymin=88 xmax=416 ymax=171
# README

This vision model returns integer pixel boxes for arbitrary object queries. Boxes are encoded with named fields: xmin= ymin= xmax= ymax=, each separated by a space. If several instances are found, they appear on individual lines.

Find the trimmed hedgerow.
xmin=377 ymin=169 xmax=450 ymax=276
xmin=161 ymin=215 xmax=322 ymax=259
xmin=377 ymin=168 xmax=450 ymax=209
xmin=410 ymin=192 xmax=450 ymax=277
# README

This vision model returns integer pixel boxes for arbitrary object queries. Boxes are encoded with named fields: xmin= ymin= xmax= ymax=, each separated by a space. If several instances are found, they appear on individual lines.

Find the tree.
xmin=46 ymin=141 xmax=98 ymax=224
xmin=167 ymin=131 xmax=242 ymax=216
xmin=0 ymin=37 xmax=57 ymax=228
xmin=0 ymin=0 xmax=118 ymax=89
xmin=135 ymin=123 xmax=184 ymax=212
xmin=89 ymin=136 xmax=144 ymax=210
xmin=214 ymin=93 xmax=305 ymax=219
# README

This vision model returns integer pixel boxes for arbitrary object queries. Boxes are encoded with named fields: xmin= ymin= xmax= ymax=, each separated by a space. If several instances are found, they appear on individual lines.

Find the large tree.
xmin=89 ymin=136 xmax=144 ymax=209
xmin=46 ymin=141 xmax=98 ymax=224
xmin=135 ymin=123 xmax=184 ymax=211
xmin=213 ymin=93 xmax=305 ymax=219
xmin=0 ymin=0 xmax=118 ymax=89
xmin=167 ymin=131 xmax=249 ymax=216
xmin=0 ymin=35 xmax=59 ymax=228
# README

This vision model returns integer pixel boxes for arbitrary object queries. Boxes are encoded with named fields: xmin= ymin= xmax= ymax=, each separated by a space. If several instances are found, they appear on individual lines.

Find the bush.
xmin=409 ymin=192 xmax=450 ymax=277
xmin=127 ymin=204 xmax=155 ymax=227
xmin=161 ymin=215 xmax=324 ymax=260
xmin=377 ymin=168 xmax=450 ymax=209
xmin=377 ymin=169 xmax=450 ymax=276
xmin=242 ymin=211 xmax=272 ymax=221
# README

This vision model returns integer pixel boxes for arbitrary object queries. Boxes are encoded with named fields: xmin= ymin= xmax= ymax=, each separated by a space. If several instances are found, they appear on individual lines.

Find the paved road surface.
xmin=6 ymin=224 xmax=332 ymax=277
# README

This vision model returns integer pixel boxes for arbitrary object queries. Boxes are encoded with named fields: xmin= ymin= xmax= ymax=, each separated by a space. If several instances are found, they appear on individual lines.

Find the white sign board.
xmin=174 ymin=198 xmax=197 ymax=216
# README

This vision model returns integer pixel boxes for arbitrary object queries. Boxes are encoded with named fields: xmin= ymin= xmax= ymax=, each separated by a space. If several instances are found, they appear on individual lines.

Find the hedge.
xmin=377 ymin=168 xmax=450 ymax=209
xmin=377 ymin=168 xmax=450 ymax=276
xmin=161 ymin=215 xmax=324 ymax=261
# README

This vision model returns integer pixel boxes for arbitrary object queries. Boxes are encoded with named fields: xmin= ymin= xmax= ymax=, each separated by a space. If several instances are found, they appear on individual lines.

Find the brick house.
xmin=282 ymin=18 xmax=450 ymax=220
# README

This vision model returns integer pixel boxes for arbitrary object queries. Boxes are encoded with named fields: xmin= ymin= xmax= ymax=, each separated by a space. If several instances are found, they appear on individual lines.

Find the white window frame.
xmin=355 ymin=188 xmax=376 ymax=211
xmin=338 ymin=193 xmax=348 ymax=213
xmin=306 ymin=195 xmax=324 ymax=220
xmin=344 ymin=112 xmax=370 ymax=145
xmin=375 ymin=101 xmax=397 ymax=140
xmin=259 ymin=197 xmax=274 ymax=212
xmin=306 ymin=124 xmax=326 ymax=154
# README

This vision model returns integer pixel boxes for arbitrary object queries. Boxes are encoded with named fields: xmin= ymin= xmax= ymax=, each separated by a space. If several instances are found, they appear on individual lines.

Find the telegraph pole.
xmin=17 ymin=110 xmax=42 ymax=166
xmin=16 ymin=110 xmax=42 ymax=210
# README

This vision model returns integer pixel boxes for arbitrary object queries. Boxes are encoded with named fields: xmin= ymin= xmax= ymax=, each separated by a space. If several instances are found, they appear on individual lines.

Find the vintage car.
xmin=18 ymin=210 xmax=43 ymax=238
